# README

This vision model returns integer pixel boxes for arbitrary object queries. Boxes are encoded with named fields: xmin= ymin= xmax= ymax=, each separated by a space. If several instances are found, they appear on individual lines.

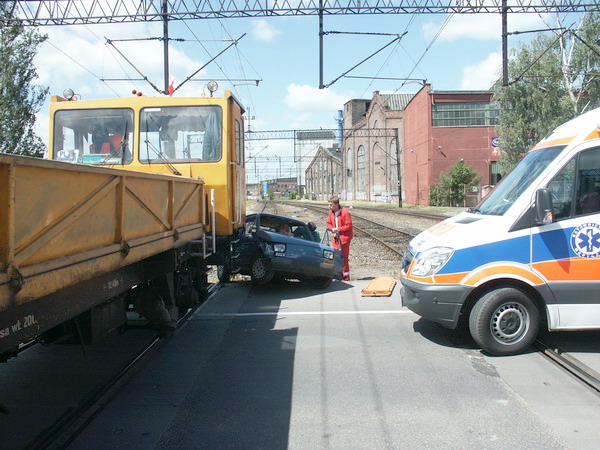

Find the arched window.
xmin=357 ymin=145 xmax=366 ymax=192
xmin=347 ymin=147 xmax=353 ymax=192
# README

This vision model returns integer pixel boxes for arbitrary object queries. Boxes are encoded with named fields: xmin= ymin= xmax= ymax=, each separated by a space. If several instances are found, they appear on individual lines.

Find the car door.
xmin=532 ymin=146 xmax=600 ymax=328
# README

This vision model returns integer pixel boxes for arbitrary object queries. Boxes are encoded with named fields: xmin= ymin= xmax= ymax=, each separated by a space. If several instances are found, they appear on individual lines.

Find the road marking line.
xmin=195 ymin=310 xmax=415 ymax=318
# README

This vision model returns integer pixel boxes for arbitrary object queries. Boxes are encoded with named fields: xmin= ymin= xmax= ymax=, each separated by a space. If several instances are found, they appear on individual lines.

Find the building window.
xmin=432 ymin=102 xmax=499 ymax=127
xmin=347 ymin=148 xmax=353 ymax=192
xmin=490 ymin=161 xmax=502 ymax=184
xmin=357 ymin=145 xmax=366 ymax=192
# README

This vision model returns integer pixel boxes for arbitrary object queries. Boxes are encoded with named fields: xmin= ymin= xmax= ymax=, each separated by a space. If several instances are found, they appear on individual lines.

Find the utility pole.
xmin=162 ymin=0 xmax=170 ymax=94
xmin=318 ymin=0 xmax=324 ymax=89
xmin=502 ymin=0 xmax=508 ymax=86
xmin=396 ymin=128 xmax=402 ymax=208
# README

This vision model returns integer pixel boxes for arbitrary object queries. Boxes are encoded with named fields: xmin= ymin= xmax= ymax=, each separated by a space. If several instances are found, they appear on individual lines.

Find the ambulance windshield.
xmin=476 ymin=146 xmax=564 ymax=216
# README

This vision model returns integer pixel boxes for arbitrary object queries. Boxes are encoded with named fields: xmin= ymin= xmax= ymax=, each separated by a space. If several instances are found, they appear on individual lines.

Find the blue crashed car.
xmin=219 ymin=213 xmax=343 ymax=288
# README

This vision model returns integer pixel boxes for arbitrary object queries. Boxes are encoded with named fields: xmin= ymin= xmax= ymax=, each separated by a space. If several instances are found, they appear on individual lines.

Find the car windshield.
xmin=475 ymin=145 xmax=565 ymax=216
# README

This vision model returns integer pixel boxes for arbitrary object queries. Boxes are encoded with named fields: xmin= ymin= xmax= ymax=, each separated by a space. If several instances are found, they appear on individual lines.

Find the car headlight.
xmin=273 ymin=243 xmax=286 ymax=253
xmin=323 ymin=249 xmax=334 ymax=260
xmin=410 ymin=247 xmax=453 ymax=277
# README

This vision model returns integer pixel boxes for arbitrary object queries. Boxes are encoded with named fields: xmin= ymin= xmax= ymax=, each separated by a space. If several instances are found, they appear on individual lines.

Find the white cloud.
xmin=283 ymin=84 xmax=353 ymax=128
xmin=423 ymin=13 xmax=549 ymax=42
xmin=285 ymin=84 xmax=351 ymax=114
xmin=251 ymin=19 xmax=282 ymax=42
xmin=461 ymin=52 xmax=502 ymax=90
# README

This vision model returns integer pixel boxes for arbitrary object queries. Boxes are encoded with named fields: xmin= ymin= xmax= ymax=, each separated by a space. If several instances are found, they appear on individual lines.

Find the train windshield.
xmin=140 ymin=105 xmax=222 ymax=164
xmin=53 ymin=108 xmax=134 ymax=165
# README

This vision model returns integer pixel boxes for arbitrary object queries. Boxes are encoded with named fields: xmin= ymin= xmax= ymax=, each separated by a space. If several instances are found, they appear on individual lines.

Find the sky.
xmin=29 ymin=8 xmax=566 ymax=182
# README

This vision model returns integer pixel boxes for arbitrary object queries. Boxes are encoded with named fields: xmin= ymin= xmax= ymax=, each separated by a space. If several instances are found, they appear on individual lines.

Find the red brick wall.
xmin=403 ymin=85 xmax=432 ymax=205
xmin=403 ymin=86 xmax=499 ymax=205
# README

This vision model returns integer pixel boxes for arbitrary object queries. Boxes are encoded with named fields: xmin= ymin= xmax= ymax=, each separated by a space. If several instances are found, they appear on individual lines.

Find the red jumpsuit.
xmin=326 ymin=207 xmax=353 ymax=280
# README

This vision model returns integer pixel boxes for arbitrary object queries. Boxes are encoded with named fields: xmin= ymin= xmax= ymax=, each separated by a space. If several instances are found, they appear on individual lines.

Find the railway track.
xmin=535 ymin=339 xmax=600 ymax=394
xmin=276 ymin=201 xmax=426 ymax=257
xmin=279 ymin=200 xmax=450 ymax=221
xmin=25 ymin=282 xmax=222 ymax=450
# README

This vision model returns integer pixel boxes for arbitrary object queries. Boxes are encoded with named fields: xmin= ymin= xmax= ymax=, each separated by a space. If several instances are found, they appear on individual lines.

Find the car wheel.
xmin=217 ymin=263 xmax=231 ymax=283
xmin=307 ymin=276 xmax=332 ymax=289
xmin=469 ymin=287 xmax=540 ymax=356
xmin=251 ymin=258 xmax=274 ymax=285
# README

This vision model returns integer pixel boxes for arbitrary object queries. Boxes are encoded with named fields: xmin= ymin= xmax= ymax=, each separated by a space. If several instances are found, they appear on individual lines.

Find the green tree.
xmin=493 ymin=12 xmax=600 ymax=174
xmin=0 ymin=3 xmax=48 ymax=156
xmin=429 ymin=159 xmax=481 ymax=206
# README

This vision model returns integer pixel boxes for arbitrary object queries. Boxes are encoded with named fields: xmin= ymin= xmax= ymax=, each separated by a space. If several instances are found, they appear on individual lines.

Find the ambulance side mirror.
xmin=534 ymin=188 xmax=555 ymax=225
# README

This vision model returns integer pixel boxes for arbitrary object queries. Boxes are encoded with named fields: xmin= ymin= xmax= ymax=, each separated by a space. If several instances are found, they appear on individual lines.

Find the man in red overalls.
xmin=326 ymin=196 xmax=353 ymax=281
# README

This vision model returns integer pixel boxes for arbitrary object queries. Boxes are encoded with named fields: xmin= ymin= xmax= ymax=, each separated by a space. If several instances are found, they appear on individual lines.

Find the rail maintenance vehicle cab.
xmin=400 ymin=107 xmax=600 ymax=355
xmin=49 ymin=88 xmax=246 ymax=258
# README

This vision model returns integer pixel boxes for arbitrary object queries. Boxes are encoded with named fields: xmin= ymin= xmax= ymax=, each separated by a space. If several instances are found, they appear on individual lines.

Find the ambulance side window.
xmin=575 ymin=147 xmax=600 ymax=216
xmin=548 ymin=158 xmax=575 ymax=220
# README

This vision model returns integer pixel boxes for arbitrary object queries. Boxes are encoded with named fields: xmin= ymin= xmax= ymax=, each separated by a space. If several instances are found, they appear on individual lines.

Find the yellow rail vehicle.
xmin=49 ymin=91 xmax=246 ymax=238
xmin=0 ymin=91 xmax=246 ymax=360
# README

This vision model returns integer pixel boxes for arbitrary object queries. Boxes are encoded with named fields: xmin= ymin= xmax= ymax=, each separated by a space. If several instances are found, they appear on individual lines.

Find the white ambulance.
xmin=400 ymin=107 xmax=600 ymax=355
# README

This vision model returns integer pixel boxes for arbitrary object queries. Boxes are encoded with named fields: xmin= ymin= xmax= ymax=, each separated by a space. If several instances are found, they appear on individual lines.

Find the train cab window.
xmin=53 ymin=108 xmax=134 ymax=165
xmin=139 ymin=106 xmax=222 ymax=164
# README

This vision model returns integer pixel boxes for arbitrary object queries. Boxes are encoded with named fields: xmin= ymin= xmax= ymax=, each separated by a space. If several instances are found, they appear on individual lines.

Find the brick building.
xmin=342 ymin=92 xmax=414 ymax=203
xmin=265 ymin=177 xmax=298 ymax=196
xmin=305 ymin=146 xmax=342 ymax=200
xmin=403 ymin=84 xmax=501 ymax=205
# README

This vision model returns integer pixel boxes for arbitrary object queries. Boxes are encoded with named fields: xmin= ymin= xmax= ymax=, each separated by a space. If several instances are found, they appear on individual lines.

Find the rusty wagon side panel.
xmin=0 ymin=154 xmax=205 ymax=352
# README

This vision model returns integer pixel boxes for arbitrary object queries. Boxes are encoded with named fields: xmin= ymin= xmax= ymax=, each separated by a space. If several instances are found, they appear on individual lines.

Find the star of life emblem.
xmin=570 ymin=223 xmax=600 ymax=258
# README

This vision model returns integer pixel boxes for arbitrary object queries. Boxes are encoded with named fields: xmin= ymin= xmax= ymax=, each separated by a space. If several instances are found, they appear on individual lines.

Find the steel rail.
xmin=348 ymin=216 xmax=410 ymax=257
xmin=278 ymin=200 xmax=449 ymax=221
xmin=25 ymin=282 xmax=221 ymax=450
xmin=347 ymin=205 xmax=450 ymax=221
xmin=535 ymin=340 xmax=600 ymax=394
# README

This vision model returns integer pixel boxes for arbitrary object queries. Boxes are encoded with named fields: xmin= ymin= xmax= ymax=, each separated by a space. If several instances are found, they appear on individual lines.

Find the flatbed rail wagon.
xmin=0 ymin=88 xmax=246 ymax=360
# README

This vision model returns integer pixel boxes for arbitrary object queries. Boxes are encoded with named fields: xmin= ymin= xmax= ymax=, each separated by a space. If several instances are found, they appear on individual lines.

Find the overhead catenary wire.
xmin=105 ymin=37 xmax=165 ymax=94
xmin=392 ymin=13 xmax=455 ymax=94
xmin=43 ymin=40 xmax=121 ymax=97
xmin=82 ymin=24 xmax=143 ymax=93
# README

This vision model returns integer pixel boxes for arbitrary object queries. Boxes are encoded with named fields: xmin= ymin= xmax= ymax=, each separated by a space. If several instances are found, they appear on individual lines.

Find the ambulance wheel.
xmin=469 ymin=287 xmax=540 ymax=356
xmin=251 ymin=258 xmax=274 ymax=285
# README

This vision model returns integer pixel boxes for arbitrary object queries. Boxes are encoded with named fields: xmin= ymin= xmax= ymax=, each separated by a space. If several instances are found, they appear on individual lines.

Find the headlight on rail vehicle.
xmin=323 ymin=250 xmax=334 ymax=260
xmin=410 ymin=247 xmax=453 ymax=277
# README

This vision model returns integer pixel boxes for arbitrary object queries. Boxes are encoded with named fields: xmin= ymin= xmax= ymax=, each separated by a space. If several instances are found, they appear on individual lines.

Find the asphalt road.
xmin=70 ymin=278 xmax=600 ymax=449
